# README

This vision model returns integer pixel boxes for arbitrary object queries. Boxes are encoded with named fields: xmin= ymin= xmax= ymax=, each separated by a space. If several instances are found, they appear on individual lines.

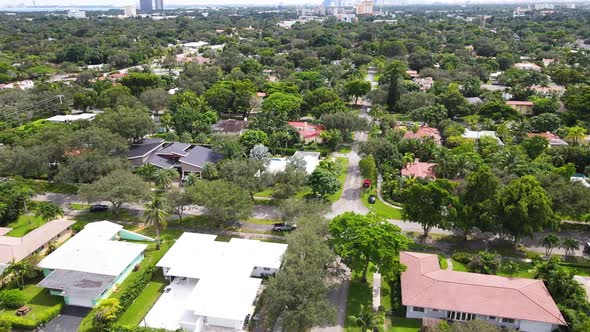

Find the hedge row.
xmin=118 ymin=266 xmax=156 ymax=309
xmin=0 ymin=303 xmax=62 ymax=330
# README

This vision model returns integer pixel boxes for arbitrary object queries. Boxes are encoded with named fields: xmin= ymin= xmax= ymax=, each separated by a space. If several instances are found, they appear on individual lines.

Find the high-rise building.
xmin=356 ymin=0 xmax=374 ymax=15
xmin=140 ymin=0 xmax=153 ymax=12
xmin=122 ymin=5 xmax=137 ymax=17
xmin=155 ymin=0 xmax=164 ymax=10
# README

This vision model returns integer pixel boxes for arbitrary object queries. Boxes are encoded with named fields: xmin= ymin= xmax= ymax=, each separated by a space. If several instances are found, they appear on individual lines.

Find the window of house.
xmin=432 ymin=309 xmax=439 ymax=312
xmin=501 ymin=318 xmax=515 ymax=324
xmin=413 ymin=307 xmax=425 ymax=312
xmin=488 ymin=316 xmax=496 ymax=320
xmin=263 ymin=267 xmax=271 ymax=271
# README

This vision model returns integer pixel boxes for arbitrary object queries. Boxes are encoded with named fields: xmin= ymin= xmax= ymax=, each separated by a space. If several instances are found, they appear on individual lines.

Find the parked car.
xmin=584 ymin=242 xmax=590 ymax=254
xmin=368 ymin=195 xmax=376 ymax=204
xmin=89 ymin=204 xmax=108 ymax=213
xmin=272 ymin=223 xmax=297 ymax=232
xmin=363 ymin=179 xmax=371 ymax=188
xmin=164 ymin=286 xmax=172 ymax=293
xmin=16 ymin=306 xmax=31 ymax=316
xmin=243 ymin=314 xmax=251 ymax=328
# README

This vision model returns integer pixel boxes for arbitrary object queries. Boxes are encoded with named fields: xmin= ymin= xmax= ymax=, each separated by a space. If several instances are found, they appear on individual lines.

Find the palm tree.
xmin=565 ymin=126 xmax=587 ymax=145
xmin=541 ymin=234 xmax=561 ymax=258
xmin=184 ymin=173 xmax=200 ymax=186
xmin=144 ymin=196 xmax=168 ymax=250
xmin=563 ymin=238 xmax=580 ymax=257
xmin=402 ymin=153 xmax=415 ymax=169
xmin=3 ymin=260 xmax=35 ymax=289
xmin=35 ymin=202 xmax=64 ymax=222
xmin=348 ymin=304 xmax=381 ymax=332
xmin=154 ymin=169 xmax=177 ymax=189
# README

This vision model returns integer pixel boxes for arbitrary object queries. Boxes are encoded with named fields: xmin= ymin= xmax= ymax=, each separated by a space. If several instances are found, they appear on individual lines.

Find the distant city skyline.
xmin=0 ymin=0 xmax=586 ymax=8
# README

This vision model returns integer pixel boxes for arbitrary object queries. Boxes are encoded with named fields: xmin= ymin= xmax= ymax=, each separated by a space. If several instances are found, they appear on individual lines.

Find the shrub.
xmin=118 ymin=267 xmax=155 ymax=309
xmin=467 ymin=251 xmax=501 ymax=275
xmin=0 ymin=289 xmax=26 ymax=309
xmin=0 ymin=304 xmax=61 ymax=329
xmin=451 ymin=252 xmax=472 ymax=264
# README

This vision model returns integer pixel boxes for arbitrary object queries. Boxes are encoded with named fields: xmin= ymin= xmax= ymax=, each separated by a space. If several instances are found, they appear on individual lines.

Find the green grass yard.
xmin=116 ymin=270 xmax=167 ymax=326
xmin=0 ymin=279 xmax=63 ymax=323
xmin=326 ymin=157 xmax=349 ymax=203
xmin=387 ymin=317 xmax=421 ymax=332
xmin=74 ymin=208 xmax=143 ymax=224
xmin=361 ymin=188 xmax=403 ymax=220
xmin=5 ymin=215 xmax=46 ymax=237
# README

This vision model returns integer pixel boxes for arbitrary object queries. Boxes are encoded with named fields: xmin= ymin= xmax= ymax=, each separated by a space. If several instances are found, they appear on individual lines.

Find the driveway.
xmin=42 ymin=305 xmax=90 ymax=332
xmin=328 ymin=132 xmax=369 ymax=218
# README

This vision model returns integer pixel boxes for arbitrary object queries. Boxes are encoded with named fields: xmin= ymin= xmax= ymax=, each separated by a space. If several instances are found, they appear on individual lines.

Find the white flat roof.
xmin=38 ymin=221 xmax=147 ymax=276
xmin=157 ymin=233 xmax=287 ymax=279
xmin=188 ymin=277 xmax=261 ymax=321
xmin=46 ymin=113 xmax=96 ymax=122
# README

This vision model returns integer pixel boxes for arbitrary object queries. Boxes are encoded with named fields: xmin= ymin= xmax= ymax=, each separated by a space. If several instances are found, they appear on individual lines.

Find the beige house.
xmin=506 ymin=100 xmax=534 ymax=115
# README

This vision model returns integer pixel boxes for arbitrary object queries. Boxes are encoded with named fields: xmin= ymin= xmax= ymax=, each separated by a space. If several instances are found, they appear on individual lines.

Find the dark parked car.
xmin=272 ymin=223 xmax=297 ymax=232
xmin=368 ymin=195 xmax=376 ymax=204
xmin=584 ymin=242 xmax=590 ymax=254
xmin=89 ymin=204 xmax=108 ymax=213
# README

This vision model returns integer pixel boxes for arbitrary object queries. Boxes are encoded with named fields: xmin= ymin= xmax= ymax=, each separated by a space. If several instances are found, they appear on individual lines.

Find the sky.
xmin=0 ymin=0 xmax=582 ymax=8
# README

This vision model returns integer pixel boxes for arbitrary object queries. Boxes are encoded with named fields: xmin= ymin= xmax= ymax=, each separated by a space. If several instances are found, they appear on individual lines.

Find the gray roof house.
xmin=127 ymin=140 xmax=222 ymax=177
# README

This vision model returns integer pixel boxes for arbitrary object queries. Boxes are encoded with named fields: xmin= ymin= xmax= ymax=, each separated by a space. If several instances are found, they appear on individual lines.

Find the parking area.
xmin=143 ymin=277 xmax=197 ymax=330
xmin=42 ymin=305 xmax=90 ymax=332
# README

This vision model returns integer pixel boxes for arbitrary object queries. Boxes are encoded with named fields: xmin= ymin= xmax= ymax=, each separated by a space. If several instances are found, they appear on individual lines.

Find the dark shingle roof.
xmin=157 ymin=142 xmax=191 ymax=156
xmin=127 ymin=138 xmax=164 ymax=159
xmin=38 ymin=270 xmax=116 ymax=299
xmin=179 ymin=146 xmax=223 ymax=168
xmin=147 ymin=154 xmax=177 ymax=169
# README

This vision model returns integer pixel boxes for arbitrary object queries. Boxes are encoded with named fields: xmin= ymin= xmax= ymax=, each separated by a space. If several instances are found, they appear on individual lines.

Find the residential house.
xmin=128 ymin=140 xmax=223 ymax=178
xmin=182 ymin=41 xmax=209 ymax=52
xmin=542 ymin=58 xmax=555 ymax=67
xmin=527 ymin=132 xmax=568 ymax=147
xmin=462 ymin=129 xmax=504 ymax=146
xmin=465 ymin=97 xmax=483 ymax=105
xmin=506 ymin=100 xmax=534 ymax=115
xmin=400 ymin=252 xmax=566 ymax=332
xmin=414 ymin=77 xmax=434 ymax=91
xmin=144 ymin=233 xmax=287 ymax=332
xmin=513 ymin=62 xmax=542 ymax=72
xmin=530 ymin=85 xmax=565 ymax=96
xmin=46 ymin=113 xmax=97 ymax=123
xmin=402 ymin=126 xmax=442 ymax=145
xmin=288 ymin=121 xmax=325 ymax=143
xmin=0 ymin=219 xmax=75 ymax=272
xmin=211 ymin=119 xmax=247 ymax=135
xmin=406 ymin=70 xmax=419 ymax=79
xmin=401 ymin=160 xmax=437 ymax=179
xmin=37 ymin=221 xmax=154 ymax=308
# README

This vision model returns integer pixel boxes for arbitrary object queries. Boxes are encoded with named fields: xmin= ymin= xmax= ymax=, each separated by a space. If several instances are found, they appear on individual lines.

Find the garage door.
xmin=67 ymin=296 xmax=93 ymax=308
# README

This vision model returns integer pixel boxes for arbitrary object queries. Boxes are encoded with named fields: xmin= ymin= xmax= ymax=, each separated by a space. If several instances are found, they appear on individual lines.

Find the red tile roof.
xmin=400 ymin=252 xmax=567 ymax=326
xmin=288 ymin=122 xmax=324 ymax=139
xmin=401 ymin=162 xmax=437 ymax=179
xmin=403 ymin=126 xmax=442 ymax=145
xmin=526 ymin=132 xmax=568 ymax=146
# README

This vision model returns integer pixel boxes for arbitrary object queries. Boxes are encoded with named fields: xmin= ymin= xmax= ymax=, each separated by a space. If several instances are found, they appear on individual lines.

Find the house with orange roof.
xmin=401 ymin=160 xmax=437 ymax=179
xmin=526 ymin=132 xmax=568 ymax=147
xmin=400 ymin=252 xmax=566 ymax=332
xmin=288 ymin=121 xmax=325 ymax=143
xmin=402 ymin=126 xmax=442 ymax=145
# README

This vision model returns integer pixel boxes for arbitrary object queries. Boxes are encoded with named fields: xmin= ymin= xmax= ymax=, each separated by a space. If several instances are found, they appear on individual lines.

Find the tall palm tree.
xmin=565 ymin=126 xmax=587 ymax=145
xmin=154 ymin=169 xmax=177 ymax=189
xmin=184 ymin=173 xmax=200 ymax=186
xmin=402 ymin=153 xmax=415 ymax=169
xmin=563 ymin=238 xmax=580 ymax=257
xmin=3 ymin=260 xmax=34 ymax=289
xmin=541 ymin=234 xmax=561 ymax=258
xmin=144 ymin=196 xmax=168 ymax=250
xmin=348 ymin=304 xmax=381 ymax=332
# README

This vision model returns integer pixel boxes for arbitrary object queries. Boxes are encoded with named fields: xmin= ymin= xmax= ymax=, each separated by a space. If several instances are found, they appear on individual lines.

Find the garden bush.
xmin=0 ymin=303 xmax=61 ymax=329
xmin=0 ymin=289 xmax=26 ymax=309
xmin=451 ymin=252 xmax=472 ymax=264
xmin=118 ymin=267 xmax=155 ymax=309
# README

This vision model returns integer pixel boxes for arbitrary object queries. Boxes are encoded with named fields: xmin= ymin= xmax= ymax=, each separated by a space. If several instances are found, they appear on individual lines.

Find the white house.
xmin=144 ymin=233 xmax=288 ymax=332
xmin=46 ymin=113 xmax=96 ymax=123
xmin=37 ymin=221 xmax=154 ymax=308
xmin=400 ymin=252 xmax=566 ymax=332
xmin=461 ymin=129 xmax=504 ymax=146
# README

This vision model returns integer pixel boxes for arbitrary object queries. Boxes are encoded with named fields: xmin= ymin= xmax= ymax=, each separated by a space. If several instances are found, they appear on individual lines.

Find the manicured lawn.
xmin=387 ymin=317 xmax=421 ymax=332
xmin=451 ymin=259 xmax=468 ymax=272
xmin=0 ymin=279 xmax=63 ymax=322
xmin=337 ymin=145 xmax=352 ymax=154
xmin=245 ymin=218 xmax=278 ymax=225
xmin=116 ymin=270 xmax=167 ymax=326
xmin=361 ymin=188 xmax=403 ymax=220
xmin=254 ymin=188 xmax=273 ymax=199
xmin=438 ymin=255 xmax=448 ymax=270
xmin=326 ymin=157 xmax=349 ymax=203
xmin=36 ymin=181 xmax=79 ymax=194
xmin=5 ymin=215 xmax=46 ymax=237
xmin=345 ymin=276 xmax=373 ymax=332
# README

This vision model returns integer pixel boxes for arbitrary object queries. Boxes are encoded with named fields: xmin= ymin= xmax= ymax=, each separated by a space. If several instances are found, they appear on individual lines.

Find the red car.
xmin=363 ymin=179 xmax=371 ymax=188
